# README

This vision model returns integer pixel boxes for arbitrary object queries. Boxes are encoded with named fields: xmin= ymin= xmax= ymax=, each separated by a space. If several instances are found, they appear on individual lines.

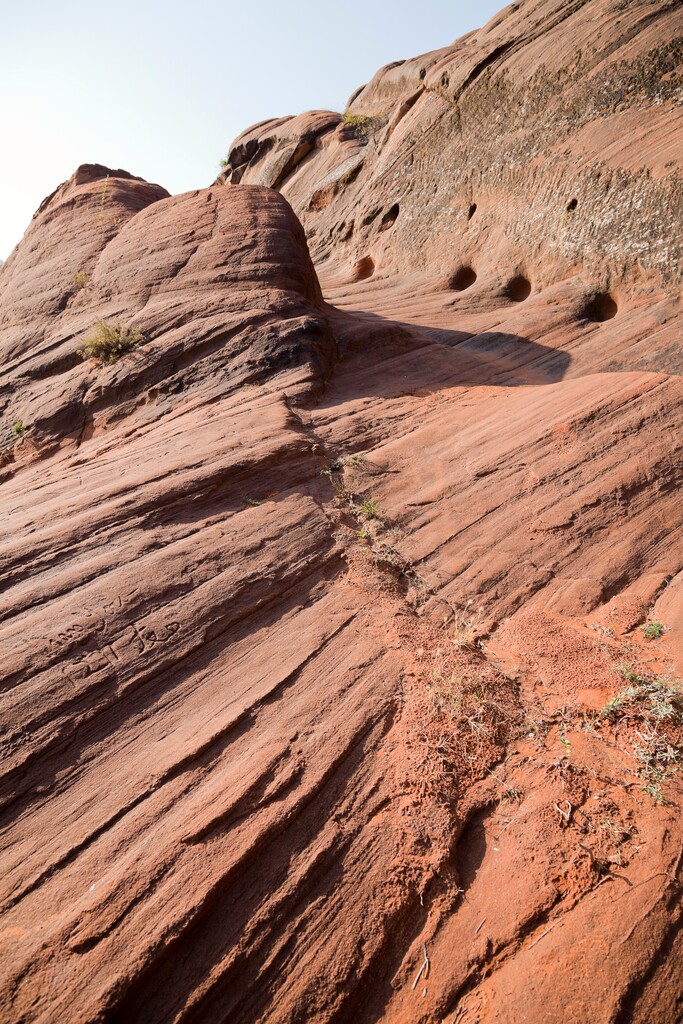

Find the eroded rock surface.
xmin=1 ymin=0 xmax=683 ymax=1022
xmin=221 ymin=0 xmax=683 ymax=318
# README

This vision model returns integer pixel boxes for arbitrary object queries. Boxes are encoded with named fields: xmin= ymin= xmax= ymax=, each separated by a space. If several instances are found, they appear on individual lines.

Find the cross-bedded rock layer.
xmin=1 ymin=0 xmax=682 ymax=1021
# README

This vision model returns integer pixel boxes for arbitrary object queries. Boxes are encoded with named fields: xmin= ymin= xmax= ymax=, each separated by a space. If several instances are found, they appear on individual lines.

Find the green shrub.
xmin=78 ymin=321 xmax=143 ymax=364
xmin=641 ymin=621 xmax=665 ymax=640
xmin=12 ymin=420 xmax=24 ymax=437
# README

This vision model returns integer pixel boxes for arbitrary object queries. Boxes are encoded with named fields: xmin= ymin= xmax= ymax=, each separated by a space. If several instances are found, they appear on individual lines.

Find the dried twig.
xmin=528 ymin=921 xmax=557 ymax=949
xmin=554 ymin=800 xmax=572 ymax=823
xmin=474 ymin=918 xmax=486 ymax=935
xmin=411 ymin=944 xmax=430 ymax=990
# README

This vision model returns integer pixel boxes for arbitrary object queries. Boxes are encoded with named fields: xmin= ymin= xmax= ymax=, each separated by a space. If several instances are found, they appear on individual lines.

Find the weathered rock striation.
xmin=1 ymin=1 xmax=682 ymax=1022
xmin=220 ymin=0 xmax=683 ymax=310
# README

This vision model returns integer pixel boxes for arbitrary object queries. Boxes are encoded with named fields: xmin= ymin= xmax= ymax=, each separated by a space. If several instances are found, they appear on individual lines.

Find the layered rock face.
xmin=220 ymin=0 xmax=683 ymax=315
xmin=0 ymin=165 xmax=333 ymax=459
xmin=1 ymin=1 xmax=683 ymax=1023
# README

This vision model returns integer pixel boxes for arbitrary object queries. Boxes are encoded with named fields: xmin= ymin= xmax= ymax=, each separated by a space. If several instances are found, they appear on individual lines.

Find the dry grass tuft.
xmin=451 ymin=601 xmax=487 ymax=650
xmin=599 ymin=672 xmax=682 ymax=802
xmin=408 ymin=644 xmax=520 ymax=800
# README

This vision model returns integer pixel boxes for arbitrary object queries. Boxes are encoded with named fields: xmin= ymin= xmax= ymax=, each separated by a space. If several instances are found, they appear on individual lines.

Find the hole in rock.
xmin=505 ymin=275 xmax=532 ymax=302
xmin=379 ymin=203 xmax=399 ymax=231
xmin=467 ymin=203 xmax=477 ymax=220
xmin=583 ymin=292 xmax=618 ymax=322
xmin=362 ymin=206 xmax=382 ymax=226
xmin=351 ymin=255 xmax=375 ymax=281
xmin=450 ymin=266 xmax=477 ymax=291
xmin=566 ymin=198 xmax=578 ymax=213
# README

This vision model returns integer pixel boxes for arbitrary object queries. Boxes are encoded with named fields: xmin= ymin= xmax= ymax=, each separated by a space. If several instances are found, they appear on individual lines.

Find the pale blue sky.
xmin=0 ymin=0 xmax=503 ymax=259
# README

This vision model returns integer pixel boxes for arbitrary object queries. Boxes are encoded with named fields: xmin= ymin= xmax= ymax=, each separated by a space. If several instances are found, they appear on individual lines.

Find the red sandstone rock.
xmin=0 ymin=168 xmax=334 ymax=463
xmin=221 ymin=0 xmax=683 ymax=343
xmin=219 ymin=110 xmax=341 ymax=188
xmin=1 ymin=1 xmax=682 ymax=1022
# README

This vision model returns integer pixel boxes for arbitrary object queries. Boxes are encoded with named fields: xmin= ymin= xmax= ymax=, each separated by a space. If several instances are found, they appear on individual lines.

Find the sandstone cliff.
xmin=1 ymin=1 xmax=682 ymax=1022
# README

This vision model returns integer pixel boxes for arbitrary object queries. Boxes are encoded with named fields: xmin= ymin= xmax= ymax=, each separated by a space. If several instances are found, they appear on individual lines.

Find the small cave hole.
xmin=450 ymin=266 xmax=477 ymax=291
xmin=582 ymin=292 xmax=618 ymax=322
xmin=351 ymin=255 xmax=375 ymax=281
xmin=379 ymin=203 xmax=400 ymax=231
xmin=467 ymin=202 xmax=477 ymax=221
xmin=566 ymin=198 xmax=578 ymax=213
xmin=505 ymin=275 xmax=532 ymax=302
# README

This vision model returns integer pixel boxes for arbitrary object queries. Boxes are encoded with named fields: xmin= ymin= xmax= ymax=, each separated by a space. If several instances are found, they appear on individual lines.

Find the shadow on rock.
xmin=325 ymin=306 xmax=571 ymax=397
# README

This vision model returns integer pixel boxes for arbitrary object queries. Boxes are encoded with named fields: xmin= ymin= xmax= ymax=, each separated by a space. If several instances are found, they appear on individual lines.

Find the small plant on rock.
xmin=641 ymin=621 xmax=665 ymax=640
xmin=12 ymin=421 xmax=24 ymax=438
xmin=617 ymin=664 xmax=641 ymax=687
xmin=340 ymin=112 xmax=376 ymax=139
xmin=360 ymin=498 xmax=380 ymax=520
xmin=600 ymin=674 xmax=682 ymax=803
xmin=452 ymin=601 xmax=486 ymax=650
xmin=332 ymin=452 xmax=367 ymax=471
xmin=77 ymin=321 xmax=143 ymax=364
xmin=73 ymin=270 xmax=89 ymax=288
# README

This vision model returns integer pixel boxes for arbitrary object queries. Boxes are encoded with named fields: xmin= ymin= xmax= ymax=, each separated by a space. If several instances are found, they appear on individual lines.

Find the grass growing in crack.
xmin=12 ymin=421 xmax=24 ymax=438
xmin=641 ymin=621 xmax=665 ymax=640
xmin=78 ymin=321 xmax=144 ymax=364
xmin=320 ymin=451 xmax=520 ymax=803
xmin=73 ymin=270 xmax=89 ymax=288
xmin=322 ymin=456 xmax=380 ymax=521
xmin=599 ymin=672 xmax=682 ymax=803
xmin=322 ymin=454 xmax=429 ymax=593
